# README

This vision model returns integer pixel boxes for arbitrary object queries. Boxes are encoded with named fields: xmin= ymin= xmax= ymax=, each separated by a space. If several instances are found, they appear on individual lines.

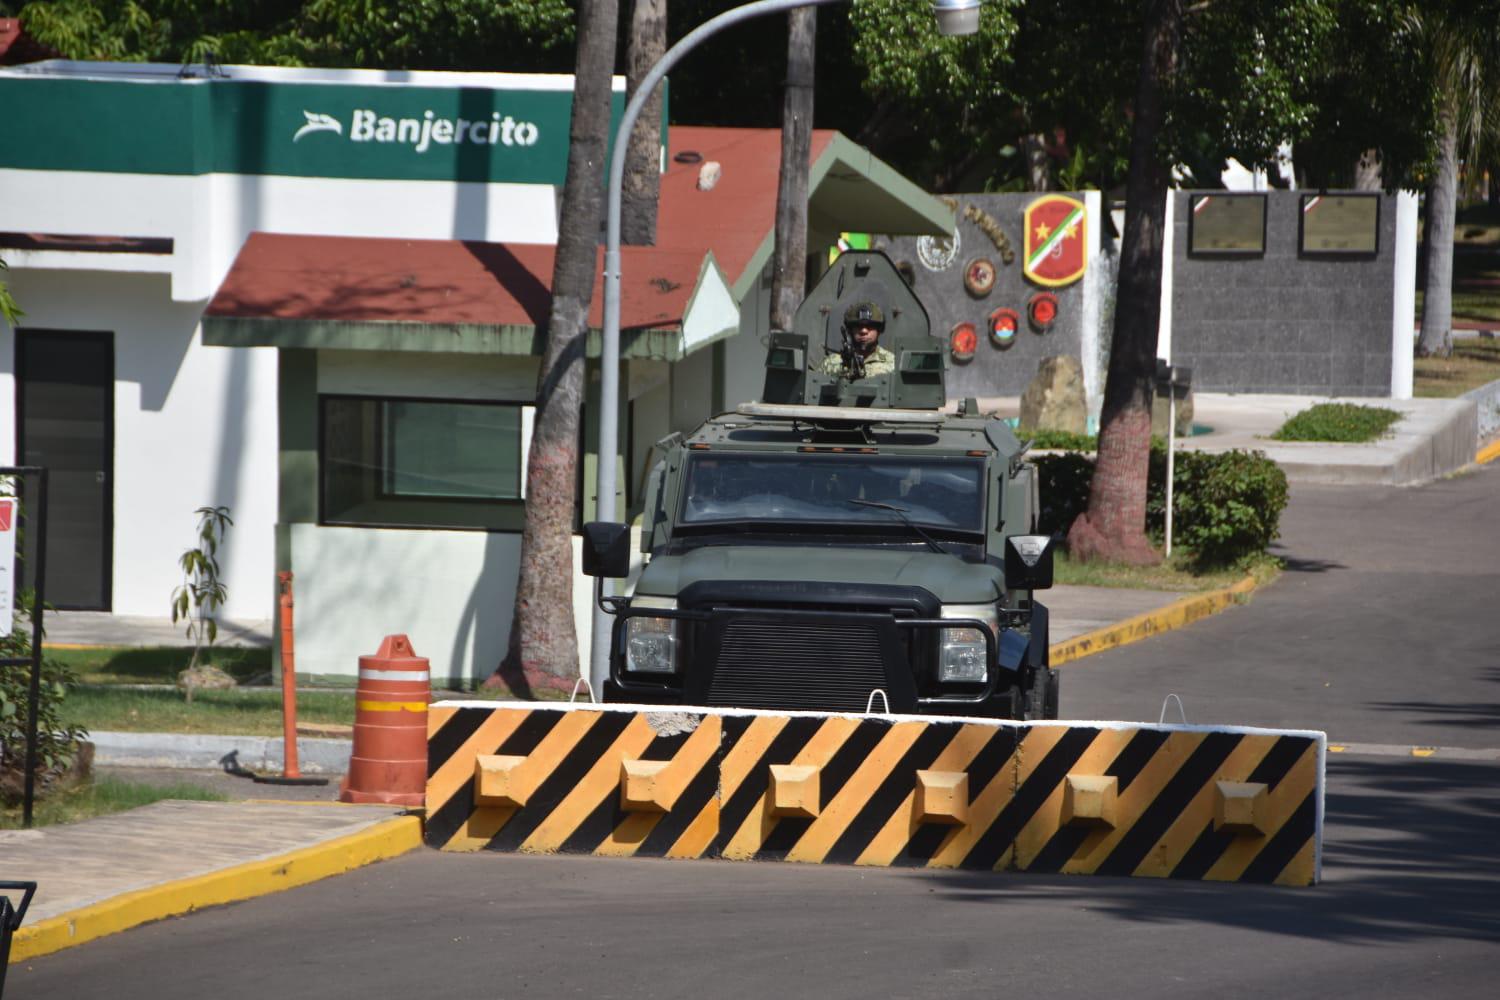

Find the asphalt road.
xmin=1063 ymin=463 xmax=1500 ymax=750
xmin=12 ymin=464 xmax=1499 ymax=998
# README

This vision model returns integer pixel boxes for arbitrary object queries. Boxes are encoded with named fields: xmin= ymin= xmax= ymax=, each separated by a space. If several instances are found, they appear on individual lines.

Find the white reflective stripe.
xmin=359 ymin=668 xmax=429 ymax=681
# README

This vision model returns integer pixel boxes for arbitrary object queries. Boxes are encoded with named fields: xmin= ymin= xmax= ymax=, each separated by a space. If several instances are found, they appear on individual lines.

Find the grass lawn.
xmin=1416 ymin=205 xmax=1500 ymax=326
xmin=47 ymin=645 xmax=272 ymax=686
xmin=1413 ymin=336 xmax=1500 ymax=397
xmin=1053 ymin=551 xmax=1280 ymax=592
xmin=1271 ymin=402 xmax=1402 ymax=442
xmin=1 ymin=774 xmax=225 ymax=829
xmin=60 ymin=686 xmax=357 ymax=735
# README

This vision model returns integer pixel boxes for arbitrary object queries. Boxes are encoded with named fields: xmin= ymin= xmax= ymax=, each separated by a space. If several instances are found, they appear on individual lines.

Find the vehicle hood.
xmin=635 ymin=544 xmax=1004 ymax=604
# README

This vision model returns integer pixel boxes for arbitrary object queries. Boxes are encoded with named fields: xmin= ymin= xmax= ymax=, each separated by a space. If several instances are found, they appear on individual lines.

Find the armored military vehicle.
xmin=582 ymin=250 xmax=1057 ymax=720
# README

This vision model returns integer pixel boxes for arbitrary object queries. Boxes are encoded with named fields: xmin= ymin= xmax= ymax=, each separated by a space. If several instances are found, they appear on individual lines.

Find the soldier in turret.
xmin=822 ymin=300 xmax=896 ymax=380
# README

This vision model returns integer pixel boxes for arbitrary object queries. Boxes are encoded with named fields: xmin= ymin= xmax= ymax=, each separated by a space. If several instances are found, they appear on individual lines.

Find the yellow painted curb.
xmin=1049 ymin=574 xmax=1258 ymax=667
xmin=1476 ymin=439 xmax=1500 ymax=466
xmin=9 ymin=813 xmax=422 ymax=962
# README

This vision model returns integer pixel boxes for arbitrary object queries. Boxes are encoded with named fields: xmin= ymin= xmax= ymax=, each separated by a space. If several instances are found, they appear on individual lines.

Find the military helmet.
xmin=843 ymin=300 xmax=885 ymax=330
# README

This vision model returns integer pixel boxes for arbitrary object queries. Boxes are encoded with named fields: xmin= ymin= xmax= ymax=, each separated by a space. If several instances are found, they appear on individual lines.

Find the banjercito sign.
xmin=0 ymin=64 xmax=648 ymax=186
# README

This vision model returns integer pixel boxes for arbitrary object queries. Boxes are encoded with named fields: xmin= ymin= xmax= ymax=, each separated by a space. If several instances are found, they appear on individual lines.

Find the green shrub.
xmin=1158 ymin=450 xmax=1289 ymax=567
xmin=2 ymin=486 xmax=88 ymax=805
xmin=1032 ymin=452 xmax=1095 ymax=537
xmin=1034 ymin=447 xmax=1288 ymax=569
xmin=1271 ymin=402 xmax=1401 ymax=442
xmin=2 ymin=594 xmax=89 ymax=805
xmin=1023 ymin=429 xmax=1171 ymax=451
xmin=1021 ymin=428 xmax=1098 ymax=452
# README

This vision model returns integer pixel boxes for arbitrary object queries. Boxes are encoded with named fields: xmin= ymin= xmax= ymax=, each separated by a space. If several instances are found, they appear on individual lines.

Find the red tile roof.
xmin=205 ymin=235 xmax=707 ymax=332
xmin=658 ymin=126 xmax=836 ymax=277
xmin=0 ymin=20 xmax=61 ymax=65
xmin=205 ymin=127 xmax=836 ymax=333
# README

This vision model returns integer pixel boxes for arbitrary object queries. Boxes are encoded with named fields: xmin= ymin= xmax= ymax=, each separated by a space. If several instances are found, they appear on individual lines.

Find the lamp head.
xmin=931 ymin=0 xmax=981 ymax=36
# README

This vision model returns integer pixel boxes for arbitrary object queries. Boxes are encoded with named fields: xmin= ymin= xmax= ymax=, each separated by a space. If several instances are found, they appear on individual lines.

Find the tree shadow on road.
xmin=915 ymin=757 xmax=1500 ymax=945
xmin=1368 ymin=666 xmax=1500 ymax=731
xmin=1273 ymin=554 xmax=1347 ymax=574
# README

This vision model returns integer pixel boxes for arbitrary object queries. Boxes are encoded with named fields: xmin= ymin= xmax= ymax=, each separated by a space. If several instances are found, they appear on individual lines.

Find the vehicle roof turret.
xmin=762 ymin=250 xmax=948 ymax=410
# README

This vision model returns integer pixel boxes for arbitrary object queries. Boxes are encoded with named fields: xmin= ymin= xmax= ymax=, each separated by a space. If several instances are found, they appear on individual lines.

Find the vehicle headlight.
xmin=939 ymin=603 xmax=999 ymax=684
xmin=625 ymin=596 xmax=679 ymax=674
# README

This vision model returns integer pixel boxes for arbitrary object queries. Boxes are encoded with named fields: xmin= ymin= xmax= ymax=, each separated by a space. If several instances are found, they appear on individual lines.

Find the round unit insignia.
xmin=917 ymin=229 xmax=961 ymax=271
xmin=989 ymin=307 xmax=1019 ymax=348
xmin=964 ymin=257 xmax=997 ymax=297
xmin=950 ymin=322 xmax=978 ymax=363
xmin=1028 ymin=292 xmax=1059 ymax=331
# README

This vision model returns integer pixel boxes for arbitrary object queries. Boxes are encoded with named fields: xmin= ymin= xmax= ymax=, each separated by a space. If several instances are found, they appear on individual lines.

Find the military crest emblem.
xmin=1022 ymin=195 xmax=1087 ymax=287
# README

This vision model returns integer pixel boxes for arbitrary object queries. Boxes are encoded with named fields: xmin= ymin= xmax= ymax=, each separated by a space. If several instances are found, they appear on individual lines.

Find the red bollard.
xmin=339 ymin=634 xmax=429 ymax=807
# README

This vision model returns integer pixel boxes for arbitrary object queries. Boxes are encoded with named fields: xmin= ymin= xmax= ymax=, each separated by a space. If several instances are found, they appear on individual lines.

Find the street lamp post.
xmin=589 ymin=0 xmax=983 ymax=694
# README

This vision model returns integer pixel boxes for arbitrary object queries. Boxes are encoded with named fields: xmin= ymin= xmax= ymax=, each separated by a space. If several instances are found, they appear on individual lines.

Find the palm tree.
xmin=623 ymin=0 xmax=667 ymax=245
xmin=771 ymin=8 xmax=818 ymax=330
xmin=1067 ymin=0 xmax=1182 ymax=566
xmin=494 ymin=0 xmax=621 ymax=695
xmin=1413 ymin=3 xmax=1500 ymax=359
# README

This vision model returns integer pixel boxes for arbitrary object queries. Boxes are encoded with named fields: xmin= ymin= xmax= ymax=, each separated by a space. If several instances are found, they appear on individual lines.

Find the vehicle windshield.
xmin=678 ymin=453 xmax=985 ymax=533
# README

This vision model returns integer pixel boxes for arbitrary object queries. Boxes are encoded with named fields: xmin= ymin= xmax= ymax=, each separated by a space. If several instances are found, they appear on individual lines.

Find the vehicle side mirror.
xmin=581 ymin=521 xmax=631 ymax=578
xmin=1004 ymin=534 xmax=1054 ymax=591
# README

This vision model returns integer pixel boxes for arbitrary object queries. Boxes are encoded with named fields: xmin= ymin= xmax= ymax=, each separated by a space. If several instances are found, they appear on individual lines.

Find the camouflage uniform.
xmin=824 ymin=300 xmax=894 ymax=379
xmin=822 ymin=345 xmax=896 ymax=378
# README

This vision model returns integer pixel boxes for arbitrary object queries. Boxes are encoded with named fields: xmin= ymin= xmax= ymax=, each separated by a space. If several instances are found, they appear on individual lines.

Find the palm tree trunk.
xmin=1417 ymin=109 xmax=1458 ymax=359
xmin=492 ymin=0 xmax=621 ymax=695
xmin=622 ymin=0 xmax=667 ymax=246
xmin=771 ymin=8 xmax=816 ymax=331
xmin=1067 ymin=0 xmax=1181 ymax=566
xmin=1021 ymin=133 xmax=1053 ymax=191
xmin=1353 ymin=148 xmax=1382 ymax=190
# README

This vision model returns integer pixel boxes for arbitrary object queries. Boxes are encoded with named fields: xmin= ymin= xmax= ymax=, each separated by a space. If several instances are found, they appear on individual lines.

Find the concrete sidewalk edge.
xmin=1476 ymin=439 xmax=1500 ymax=465
xmin=1050 ymin=575 xmax=1258 ymax=667
xmin=10 ymin=812 xmax=422 ymax=962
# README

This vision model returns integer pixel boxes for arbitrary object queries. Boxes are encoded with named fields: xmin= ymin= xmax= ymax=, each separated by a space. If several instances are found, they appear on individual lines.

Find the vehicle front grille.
xmin=705 ymin=616 xmax=892 ymax=712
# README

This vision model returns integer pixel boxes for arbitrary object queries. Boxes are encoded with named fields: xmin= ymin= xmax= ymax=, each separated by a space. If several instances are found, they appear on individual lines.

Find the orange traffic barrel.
xmin=340 ymin=634 xmax=430 ymax=807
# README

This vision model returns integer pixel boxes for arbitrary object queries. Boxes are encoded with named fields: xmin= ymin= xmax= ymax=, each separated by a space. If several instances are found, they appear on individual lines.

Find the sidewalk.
xmin=1 ymin=801 xmax=420 ymax=961
xmin=980 ymin=391 xmax=1483 ymax=486
xmin=1183 ymin=393 xmax=1477 ymax=486
xmin=45 ymin=612 xmax=272 ymax=648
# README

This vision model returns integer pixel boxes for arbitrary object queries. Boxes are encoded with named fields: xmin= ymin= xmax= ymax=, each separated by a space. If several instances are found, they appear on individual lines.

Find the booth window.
xmin=320 ymin=395 xmax=526 ymax=530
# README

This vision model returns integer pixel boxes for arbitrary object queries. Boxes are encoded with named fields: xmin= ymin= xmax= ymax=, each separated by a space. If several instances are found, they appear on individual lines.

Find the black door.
xmin=16 ymin=329 xmax=114 ymax=610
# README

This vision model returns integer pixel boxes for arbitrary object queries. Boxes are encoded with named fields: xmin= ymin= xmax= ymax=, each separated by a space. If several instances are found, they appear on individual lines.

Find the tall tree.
xmin=770 ymin=8 xmax=816 ymax=330
xmin=493 ymin=0 xmax=621 ymax=695
xmin=1412 ymin=2 xmax=1500 ymax=358
xmin=622 ymin=0 xmax=667 ymax=246
xmin=13 ymin=0 xmax=574 ymax=69
xmin=1065 ymin=0 xmax=1182 ymax=566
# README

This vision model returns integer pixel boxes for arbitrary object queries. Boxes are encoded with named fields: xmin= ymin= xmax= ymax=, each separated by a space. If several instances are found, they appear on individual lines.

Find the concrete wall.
xmin=877 ymin=192 xmax=1104 ymax=403
xmin=286 ymin=523 xmax=639 ymax=686
xmin=1168 ymin=190 xmax=1410 ymax=396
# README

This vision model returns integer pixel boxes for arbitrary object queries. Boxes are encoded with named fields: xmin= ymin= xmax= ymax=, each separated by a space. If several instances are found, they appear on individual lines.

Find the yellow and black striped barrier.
xmin=425 ymin=704 xmax=1324 ymax=886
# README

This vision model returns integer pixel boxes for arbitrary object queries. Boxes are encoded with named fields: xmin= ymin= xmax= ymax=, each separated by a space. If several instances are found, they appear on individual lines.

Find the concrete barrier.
xmin=1461 ymin=375 xmax=1500 ymax=442
xmin=426 ymin=704 xmax=1324 ymax=886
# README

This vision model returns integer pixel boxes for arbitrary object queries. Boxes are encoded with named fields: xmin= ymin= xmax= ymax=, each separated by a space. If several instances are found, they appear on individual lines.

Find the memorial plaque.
xmin=1188 ymin=194 xmax=1266 ymax=255
xmin=1300 ymin=193 xmax=1379 ymax=255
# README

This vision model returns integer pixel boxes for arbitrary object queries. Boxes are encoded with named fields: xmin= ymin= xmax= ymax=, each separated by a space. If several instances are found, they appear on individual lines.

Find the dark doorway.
xmin=16 ymin=329 xmax=114 ymax=610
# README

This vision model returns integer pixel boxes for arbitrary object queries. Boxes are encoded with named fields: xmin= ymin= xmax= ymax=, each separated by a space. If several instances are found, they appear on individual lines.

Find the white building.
xmin=1 ymin=59 xmax=954 ymax=685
